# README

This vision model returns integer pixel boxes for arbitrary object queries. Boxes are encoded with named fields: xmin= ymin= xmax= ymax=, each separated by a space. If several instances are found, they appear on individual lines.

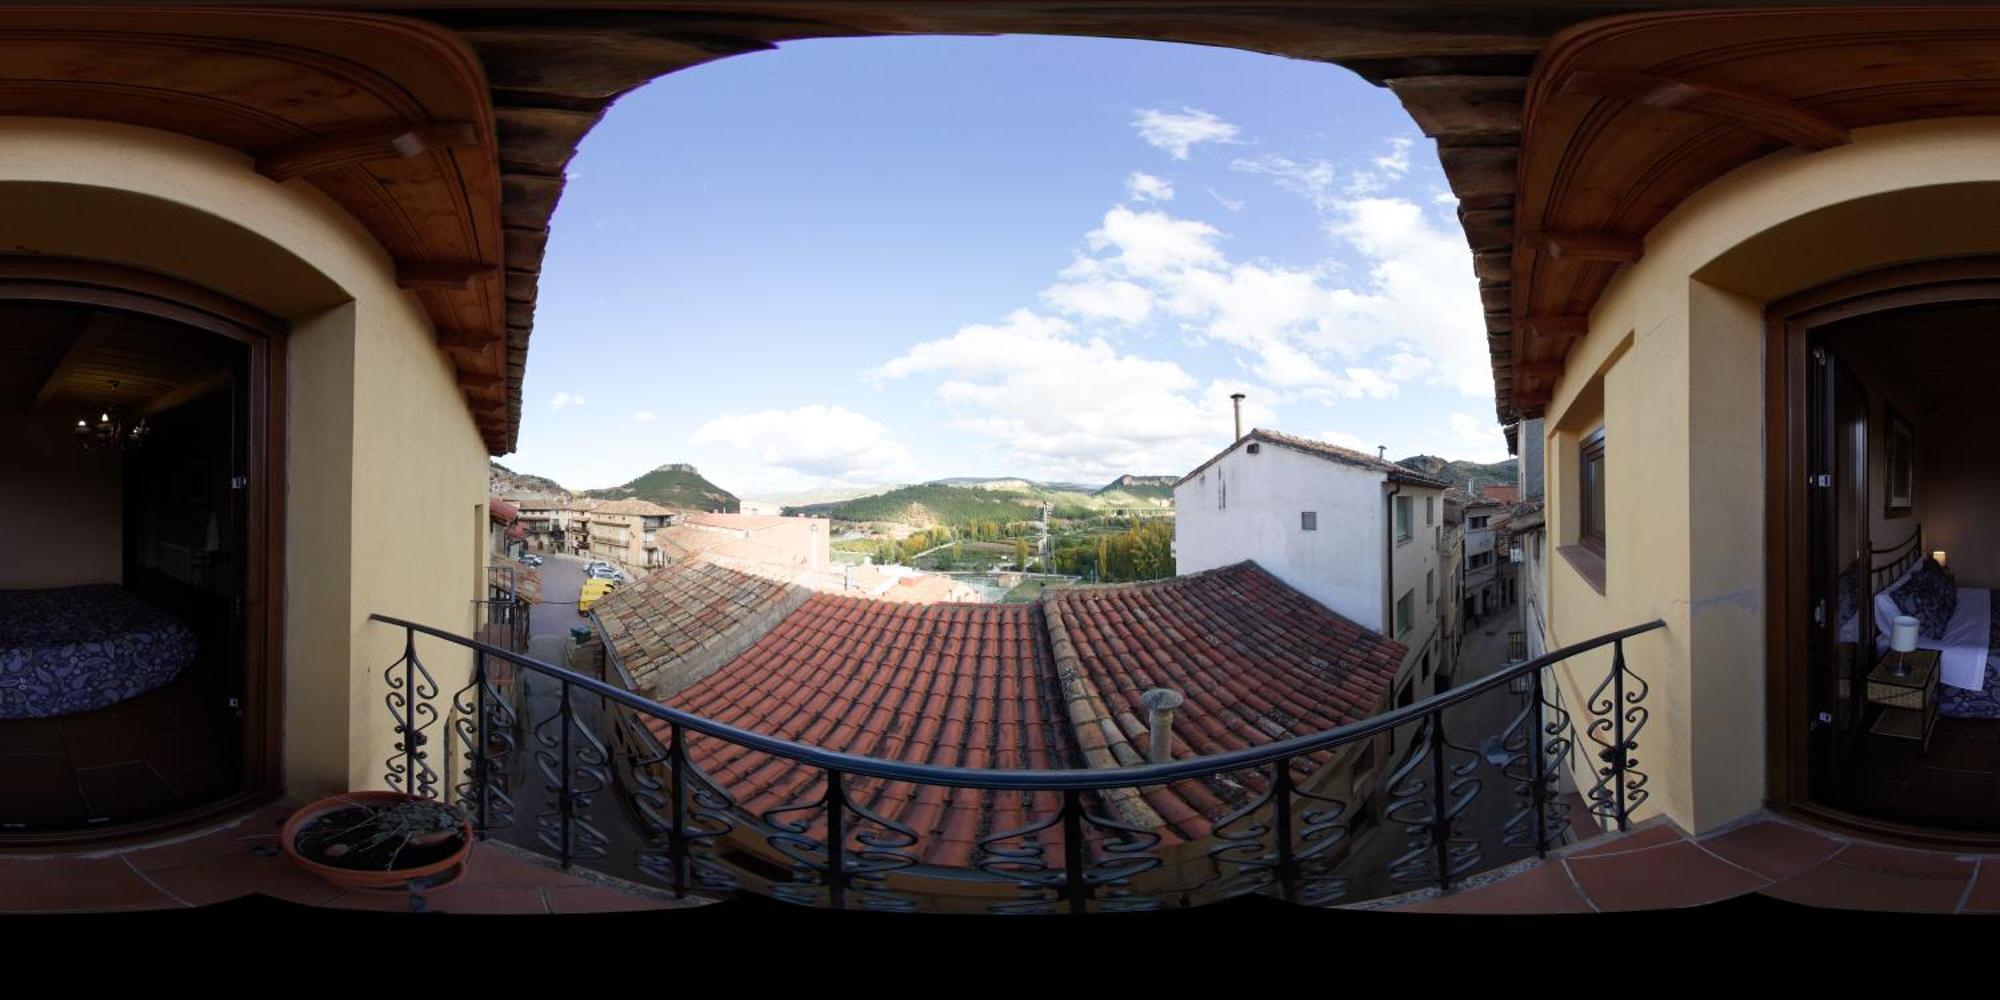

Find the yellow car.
xmin=578 ymin=577 xmax=618 ymax=616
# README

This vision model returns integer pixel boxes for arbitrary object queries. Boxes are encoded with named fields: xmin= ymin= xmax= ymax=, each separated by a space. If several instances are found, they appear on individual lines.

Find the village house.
xmin=1173 ymin=428 xmax=1456 ymax=706
xmin=586 ymin=498 xmax=679 ymax=572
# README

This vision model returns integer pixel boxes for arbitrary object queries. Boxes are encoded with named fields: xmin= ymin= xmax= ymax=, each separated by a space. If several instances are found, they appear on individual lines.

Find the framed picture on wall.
xmin=1885 ymin=407 xmax=1914 ymax=518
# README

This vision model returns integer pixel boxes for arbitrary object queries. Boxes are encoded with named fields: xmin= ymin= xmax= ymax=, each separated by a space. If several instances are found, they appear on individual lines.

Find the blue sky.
xmin=512 ymin=35 xmax=1504 ymax=497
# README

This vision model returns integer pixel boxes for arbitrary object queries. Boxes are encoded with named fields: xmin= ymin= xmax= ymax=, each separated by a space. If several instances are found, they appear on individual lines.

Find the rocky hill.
xmin=1093 ymin=474 xmax=1176 ymax=507
xmin=581 ymin=462 xmax=739 ymax=513
xmin=490 ymin=461 xmax=569 ymax=499
xmin=1398 ymin=454 xmax=1517 ymax=493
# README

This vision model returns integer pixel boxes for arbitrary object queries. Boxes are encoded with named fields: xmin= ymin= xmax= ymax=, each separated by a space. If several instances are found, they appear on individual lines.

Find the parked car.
xmin=586 ymin=565 xmax=620 ymax=581
xmin=578 ymin=577 xmax=618 ymax=616
xmin=520 ymin=553 xmax=543 ymax=567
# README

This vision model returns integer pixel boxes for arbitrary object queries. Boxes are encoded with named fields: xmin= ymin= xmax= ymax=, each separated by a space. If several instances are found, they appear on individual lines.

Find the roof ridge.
xmin=1039 ymin=591 xmax=1168 ymax=831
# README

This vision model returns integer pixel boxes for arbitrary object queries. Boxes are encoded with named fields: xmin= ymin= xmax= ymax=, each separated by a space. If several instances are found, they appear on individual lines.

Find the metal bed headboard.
xmin=1871 ymin=523 xmax=1924 ymax=592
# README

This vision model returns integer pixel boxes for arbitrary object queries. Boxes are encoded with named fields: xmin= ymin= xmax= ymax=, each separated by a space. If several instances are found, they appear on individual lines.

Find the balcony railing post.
xmin=1061 ymin=788 xmax=1086 ymax=915
xmin=1528 ymin=665 xmax=1549 ymax=856
xmin=473 ymin=648 xmax=489 ymax=837
xmin=824 ymin=769 xmax=847 ymax=910
xmin=1273 ymin=763 xmax=1298 ymax=904
xmin=1611 ymin=638 xmax=1629 ymax=834
xmin=558 ymin=678 xmax=575 ymax=868
xmin=402 ymin=627 xmax=419 ymax=796
xmin=668 ymin=721 xmax=689 ymax=899
xmin=1429 ymin=712 xmax=1451 ymax=892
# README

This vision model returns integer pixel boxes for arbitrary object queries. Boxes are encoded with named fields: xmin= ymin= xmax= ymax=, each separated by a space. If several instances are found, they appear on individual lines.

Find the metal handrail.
xmin=368 ymin=612 xmax=1662 ymax=792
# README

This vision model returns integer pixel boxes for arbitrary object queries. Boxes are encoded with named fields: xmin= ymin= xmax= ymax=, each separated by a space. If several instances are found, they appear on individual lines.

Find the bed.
xmin=1865 ymin=528 xmax=2000 ymax=719
xmin=0 ymin=585 xmax=198 ymax=719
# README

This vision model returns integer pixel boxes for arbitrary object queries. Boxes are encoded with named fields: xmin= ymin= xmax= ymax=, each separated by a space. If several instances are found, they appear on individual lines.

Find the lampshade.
xmin=1933 ymin=550 xmax=1949 ymax=569
xmin=1891 ymin=615 xmax=1920 ymax=654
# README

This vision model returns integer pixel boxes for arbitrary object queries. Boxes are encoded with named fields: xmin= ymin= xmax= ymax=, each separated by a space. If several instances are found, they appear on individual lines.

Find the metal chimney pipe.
xmin=1230 ymin=393 xmax=1246 ymax=441
xmin=1377 ymin=445 xmax=1386 ymax=460
xmin=1142 ymin=688 xmax=1185 ymax=764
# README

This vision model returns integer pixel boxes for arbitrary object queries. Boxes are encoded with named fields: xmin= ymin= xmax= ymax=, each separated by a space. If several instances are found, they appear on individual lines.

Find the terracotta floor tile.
xmin=1563 ymin=822 xmax=1683 ymax=859
xmin=1397 ymin=863 xmax=1592 ymax=914
xmin=1762 ymin=860 xmax=1969 ymax=913
xmin=543 ymin=884 xmax=681 ymax=913
xmin=122 ymin=828 xmax=281 ymax=874
xmin=1696 ymin=821 xmax=1844 ymax=881
xmin=144 ymin=846 xmax=342 ymax=908
xmin=321 ymin=889 xmax=438 ymax=913
xmin=460 ymin=845 xmax=593 ymax=891
xmin=1564 ymin=840 xmax=1767 ymax=911
xmin=1959 ymin=863 xmax=2000 ymax=913
xmin=0 ymin=857 xmax=170 ymax=912
xmin=424 ymin=886 xmax=550 ymax=914
xmin=1830 ymin=843 xmax=1975 ymax=880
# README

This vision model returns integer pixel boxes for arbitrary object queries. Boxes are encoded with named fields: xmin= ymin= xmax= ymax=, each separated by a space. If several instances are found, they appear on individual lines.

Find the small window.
xmin=1470 ymin=514 xmax=1489 ymax=530
xmin=1396 ymin=678 xmax=1414 ymax=707
xmin=1470 ymin=551 xmax=1492 ymax=569
xmin=1395 ymin=496 xmax=1414 ymax=542
xmin=1427 ymin=569 xmax=1435 ymax=605
xmin=1580 ymin=427 xmax=1606 ymax=554
xmin=1395 ymin=590 xmax=1414 ymax=636
xmin=1301 ymin=511 xmax=1317 ymax=531
xmin=1426 ymin=496 xmax=1435 ymax=525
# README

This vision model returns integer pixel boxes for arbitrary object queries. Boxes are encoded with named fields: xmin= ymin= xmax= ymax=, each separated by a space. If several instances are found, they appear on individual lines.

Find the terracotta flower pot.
xmin=281 ymin=790 xmax=475 ymax=893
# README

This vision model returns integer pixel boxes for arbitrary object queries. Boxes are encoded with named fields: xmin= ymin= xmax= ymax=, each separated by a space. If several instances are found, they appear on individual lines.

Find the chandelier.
xmin=74 ymin=382 xmax=151 ymax=452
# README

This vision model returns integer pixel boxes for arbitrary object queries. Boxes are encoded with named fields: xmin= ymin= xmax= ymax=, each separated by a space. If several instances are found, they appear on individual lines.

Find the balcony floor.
xmin=1373 ymin=810 xmax=2000 ymax=914
xmin=0 ymin=800 xmax=709 ymax=915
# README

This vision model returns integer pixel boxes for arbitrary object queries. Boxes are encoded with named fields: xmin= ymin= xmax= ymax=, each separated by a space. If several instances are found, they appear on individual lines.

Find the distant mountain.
xmin=740 ymin=483 xmax=901 ymax=508
xmin=490 ymin=461 xmax=568 ymax=499
xmin=787 ymin=482 xmax=1097 ymax=528
xmin=581 ymin=463 xmax=739 ymax=513
xmin=1397 ymin=455 xmax=1518 ymax=493
xmin=1093 ymin=474 xmax=1176 ymax=507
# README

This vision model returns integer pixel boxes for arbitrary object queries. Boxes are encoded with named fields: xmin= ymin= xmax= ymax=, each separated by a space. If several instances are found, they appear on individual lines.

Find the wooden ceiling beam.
xmin=1526 ymin=315 xmax=1590 ymax=342
xmin=140 ymin=368 xmax=232 ymax=417
xmin=1559 ymin=70 xmax=1849 ymax=151
xmin=28 ymin=311 xmax=116 ymax=411
xmin=457 ymin=370 xmax=504 ymax=391
xmin=257 ymin=123 xmax=482 ymax=183
xmin=1527 ymin=230 xmax=1643 ymax=263
xmin=438 ymin=328 xmax=495 ymax=351
xmin=397 ymin=262 xmax=498 ymax=291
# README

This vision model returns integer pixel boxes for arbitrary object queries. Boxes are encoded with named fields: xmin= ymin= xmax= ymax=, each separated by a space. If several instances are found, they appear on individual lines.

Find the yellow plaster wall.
xmin=0 ymin=118 xmax=486 ymax=800
xmin=1540 ymin=117 xmax=2000 ymax=833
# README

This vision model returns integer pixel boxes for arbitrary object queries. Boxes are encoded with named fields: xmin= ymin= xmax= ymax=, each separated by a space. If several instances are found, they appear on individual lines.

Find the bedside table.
xmin=1868 ymin=648 xmax=1940 ymax=753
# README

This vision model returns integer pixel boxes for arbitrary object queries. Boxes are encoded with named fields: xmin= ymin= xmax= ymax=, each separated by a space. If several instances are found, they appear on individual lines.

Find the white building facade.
xmin=1173 ymin=429 xmax=1454 ymax=701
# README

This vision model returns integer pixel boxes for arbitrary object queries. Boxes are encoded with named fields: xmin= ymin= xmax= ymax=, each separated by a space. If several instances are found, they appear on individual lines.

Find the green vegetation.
xmin=1048 ymin=517 xmax=1174 ymax=583
xmin=1092 ymin=474 xmax=1176 ymax=507
xmin=789 ymin=483 xmax=1091 ymax=528
xmin=583 ymin=463 xmax=739 ymax=512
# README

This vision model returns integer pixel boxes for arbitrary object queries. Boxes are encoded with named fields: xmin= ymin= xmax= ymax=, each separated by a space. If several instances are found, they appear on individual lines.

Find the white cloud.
xmin=690 ymin=405 xmax=910 ymax=482
xmin=630 ymin=410 xmax=658 ymax=423
xmin=1042 ymin=277 xmax=1153 ymax=325
xmin=550 ymin=392 xmax=586 ymax=413
xmin=1207 ymin=188 xmax=1245 ymax=212
xmin=1132 ymin=107 xmax=1240 ymax=160
xmin=1448 ymin=412 xmax=1512 ymax=464
xmin=872 ymin=309 xmax=1276 ymax=481
xmin=1125 ymin=171 xmax=1175 ymax=202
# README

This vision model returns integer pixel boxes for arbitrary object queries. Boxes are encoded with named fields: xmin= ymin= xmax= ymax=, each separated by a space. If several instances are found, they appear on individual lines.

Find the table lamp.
xmin=1890 ymin=615 xmax=1919 ymax=677
xmin=1933 ymin=550 xmax=1949 ymax=571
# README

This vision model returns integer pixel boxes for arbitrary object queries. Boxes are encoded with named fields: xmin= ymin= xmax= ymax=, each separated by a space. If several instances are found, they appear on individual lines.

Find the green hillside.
xmin=583 ymin=463 xmax=739 ymax=512
xmin=1093 ymin=474 xmax=1176 ymax=507
xmin=788 ymin=483 xmax=1093 ymax=527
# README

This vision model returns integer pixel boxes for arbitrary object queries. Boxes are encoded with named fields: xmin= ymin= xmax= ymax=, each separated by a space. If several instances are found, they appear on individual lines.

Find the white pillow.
xmin=1874 ymin=560 xmax=1923 ymax=639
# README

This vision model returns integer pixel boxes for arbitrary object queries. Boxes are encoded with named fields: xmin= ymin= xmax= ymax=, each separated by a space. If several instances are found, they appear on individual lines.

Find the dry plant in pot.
xmin=281 ymin=790 xmax=475 ymax=896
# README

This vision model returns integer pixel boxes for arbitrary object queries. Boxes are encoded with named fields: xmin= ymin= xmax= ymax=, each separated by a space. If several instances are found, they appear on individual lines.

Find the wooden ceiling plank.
xmin=140 ymin=369 xmax=232 ymax=417
xmin=1559 ymin=70 xmax=1850 ymax=151
xmin=1526 ymin=315 xmax=1590 ymax=342
xmin=28 ymin=312 xmax=115 ymax=411
xmin=397 ymin=262 xmax=499 ymax=291
xmin=257 ymin=123 xmax=482 ymax=183
xmin=1528 ymin=230 xmax=1643 ymax=263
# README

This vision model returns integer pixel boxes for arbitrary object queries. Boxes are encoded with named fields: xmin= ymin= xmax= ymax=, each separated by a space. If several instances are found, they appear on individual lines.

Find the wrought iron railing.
xmin=369 ymin=612 xmax=1663 ymax=912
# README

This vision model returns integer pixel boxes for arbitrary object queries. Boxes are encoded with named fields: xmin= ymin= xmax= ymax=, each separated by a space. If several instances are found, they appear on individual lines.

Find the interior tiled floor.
xmin=1831 ymin=716 xmax=2000 ymax=830
xmin=0 ymin=801 xmax=708 ymax=914
xmin=1379 ymin=810 xmax=2000 ymax=914
xmin=0 ymin=657 xmax=239 ymax=832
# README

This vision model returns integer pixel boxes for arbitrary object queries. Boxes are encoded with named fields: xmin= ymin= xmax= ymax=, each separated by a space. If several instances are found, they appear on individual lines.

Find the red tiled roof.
xmin=1482 ymin=485 xmax=1521 ymax=503
xmin=652 ymin=598 xmax=1075 ymax=868
xmin=1045 ymin=562 xmax=1403 ymax=840
xmin=606 ymin=561 xmax=1405 ymax=870
xmin=489 ymin=497 xmax=519 ymax=523
xmin=594 ymin=560 xmax=811 ymax=697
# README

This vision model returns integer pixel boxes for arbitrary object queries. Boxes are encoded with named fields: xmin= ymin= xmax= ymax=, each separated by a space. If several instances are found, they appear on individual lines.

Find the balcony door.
xmin=1804 ymin=344 xmax=1870 ymax=802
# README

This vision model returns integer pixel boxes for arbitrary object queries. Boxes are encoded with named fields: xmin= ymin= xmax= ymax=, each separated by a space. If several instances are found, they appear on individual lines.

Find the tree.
xmin=1014 ymin=537 xmax=1029 ymax=571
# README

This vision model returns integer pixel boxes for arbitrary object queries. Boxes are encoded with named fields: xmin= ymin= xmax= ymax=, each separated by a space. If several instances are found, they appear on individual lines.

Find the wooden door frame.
xmin=0 ymin=256 xmax=285 ymax=850
xmin=1765 ymin=255 xmax=2000 ymax=847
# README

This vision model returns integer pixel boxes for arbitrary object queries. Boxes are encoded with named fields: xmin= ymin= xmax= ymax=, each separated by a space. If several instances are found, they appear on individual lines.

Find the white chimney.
xmin=1230 ymin=393 xmax=1246 ymax=441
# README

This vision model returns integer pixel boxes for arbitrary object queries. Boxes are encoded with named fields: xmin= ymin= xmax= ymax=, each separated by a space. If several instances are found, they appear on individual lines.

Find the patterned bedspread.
xmin=1939 ymin=592 xmax=2000 ymax=720
xmin=0 ymin=585 xmax=197 ymax=719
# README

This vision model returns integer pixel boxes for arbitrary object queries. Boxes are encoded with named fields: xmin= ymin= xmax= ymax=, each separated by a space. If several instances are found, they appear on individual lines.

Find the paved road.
xmin=527 ymin=552 xmax=590 ymax=641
